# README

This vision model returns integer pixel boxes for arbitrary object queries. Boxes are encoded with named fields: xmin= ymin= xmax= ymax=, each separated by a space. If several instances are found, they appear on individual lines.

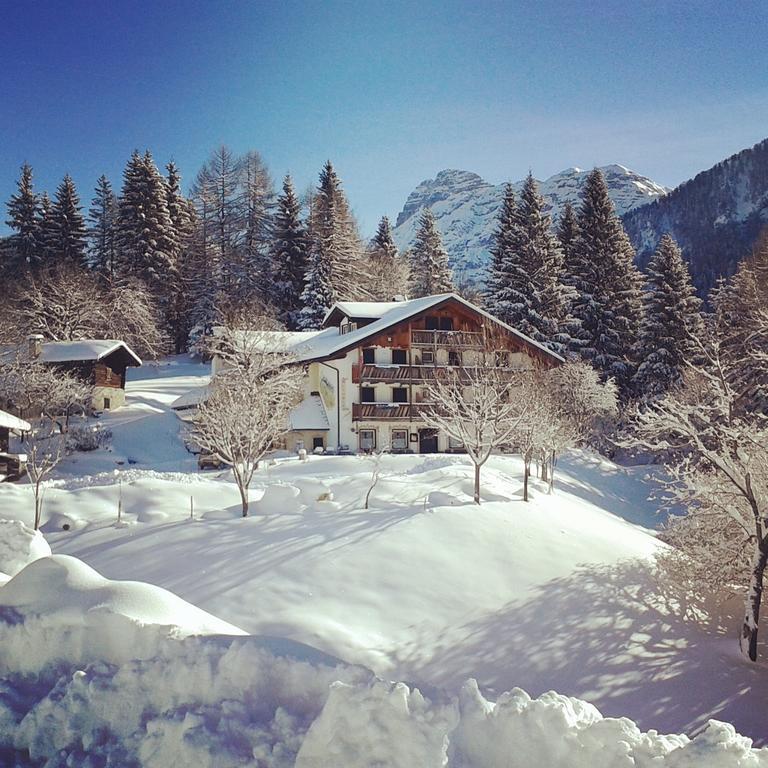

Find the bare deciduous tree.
xmin=191 ymin=329 xmax=303 ymax=517
xmin=422 ymin=331 xmax=530 ymax=504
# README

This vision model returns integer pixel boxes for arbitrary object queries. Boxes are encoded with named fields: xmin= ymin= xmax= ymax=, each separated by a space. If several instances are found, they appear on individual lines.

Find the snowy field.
xmin=1 ymin=356 xmax=768 ymax=765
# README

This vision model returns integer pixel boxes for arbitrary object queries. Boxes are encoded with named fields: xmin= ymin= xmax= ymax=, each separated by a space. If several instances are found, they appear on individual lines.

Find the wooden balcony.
xmin=356 ymin=364 xmax=442 ymax=383
xmin=411 ymin=329 xmax=484 ymax=347
xmin=352 ymin=402 xmax=433 ymax=421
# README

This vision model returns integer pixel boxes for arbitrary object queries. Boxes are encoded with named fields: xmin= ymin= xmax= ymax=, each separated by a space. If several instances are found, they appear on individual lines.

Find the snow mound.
xmin=0 ymin=519 xmax=51 ymax=577
xmin=0 ymin=555 xmax=245 ymax=675
xmin=253 ymin=483 xmax=302 ymax=515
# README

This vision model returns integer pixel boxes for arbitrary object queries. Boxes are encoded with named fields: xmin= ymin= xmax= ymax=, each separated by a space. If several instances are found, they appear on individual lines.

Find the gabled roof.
xmin=216 ymin=294 xmax=564 ymax=365
xmin=38 ymin=340 xmax=142 ymax=366
xmin=0 ymin=409 xmax=30 ymax=432
xmin=323 ymin=300 xmax=405 ymax=326
xmin=296 ymin=293 xmax=565 ymax=364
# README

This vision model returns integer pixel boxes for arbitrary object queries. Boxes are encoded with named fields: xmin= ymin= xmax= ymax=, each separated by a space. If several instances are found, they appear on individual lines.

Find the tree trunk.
xmin=541 ymin=458 xmax=548 ymax=483
xmin=523 ymin=461 xmax=530 ymax=502
xmin=238 ymin=483 xmax=249 ymax=517
xmin=548 ymin=449 xmax=556 ymax=494
xmin=474 ymin=462 xmax=481 ymax=505
xmin=34 ymin=488 xmax=42 ymax=531
xmin=741 ymin=537 xmax=768 ymax=661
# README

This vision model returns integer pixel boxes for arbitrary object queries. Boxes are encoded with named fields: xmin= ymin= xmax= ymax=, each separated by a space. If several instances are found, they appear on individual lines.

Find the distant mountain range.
xmin=393 ymin=140 xmax=768 ymax=296
xmin=392 ymin=165 xmax=668 ymax=286
xmin=623 ymin=138 xmax=768 ymax=296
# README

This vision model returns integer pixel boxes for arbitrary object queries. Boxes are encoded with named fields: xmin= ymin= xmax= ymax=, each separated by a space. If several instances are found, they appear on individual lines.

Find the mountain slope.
xmin=393 ymin=166 xmax=667 ymax=285
xmin=623 ymin=138 xmax=768 ymax=297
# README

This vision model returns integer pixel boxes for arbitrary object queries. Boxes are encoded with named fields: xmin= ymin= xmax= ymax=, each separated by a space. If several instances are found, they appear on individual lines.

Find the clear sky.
xmin=1 ymin=0 xmax=767 ymax=235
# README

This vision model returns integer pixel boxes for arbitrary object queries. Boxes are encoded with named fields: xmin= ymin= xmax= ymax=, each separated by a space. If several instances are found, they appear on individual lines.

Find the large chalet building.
xmin=211 ymin=293 xmax=564 ymax=454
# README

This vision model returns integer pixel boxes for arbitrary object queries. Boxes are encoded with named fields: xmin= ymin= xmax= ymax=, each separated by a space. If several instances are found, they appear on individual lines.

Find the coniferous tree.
xmin=366 ymin=215 xmax=409 ymax=300
xmin=241 ymin=150 xmax=274 ymax=298
xmin=49 ymin=175 xmax=87 ymax=267
xmin=484 ymin=184 xmax=529 ymax=324
xmin=309 ymin=161 xmax=363 ymax=298
xmin=88 ymin=175 xmax=118 ymax=277
xmin=299 ymin=209 xmax=337 ymax=330
xmin=5 ymin=162 xmax=40 ymax=270
xmin=632 ymin=234 xmax=702 ymax=397
xmin=569 ymin=169 xmax=645 ymax=394
xmin=557 ymin=201 xmax=579 ymax=271
xmin=409 ymin=209 xmax=453 ymax=297
xmin=270 ymin=175 xmax=309 ymax=329
xmin=37 ymin=191 xmax=57 ymax=265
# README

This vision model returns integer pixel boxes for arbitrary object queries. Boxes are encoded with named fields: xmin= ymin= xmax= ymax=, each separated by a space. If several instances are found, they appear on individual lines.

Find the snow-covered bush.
xmin=0 ymin=519 xmax=50 ymax=579
xmin=67 ymin=423 xmax=112 ymax=452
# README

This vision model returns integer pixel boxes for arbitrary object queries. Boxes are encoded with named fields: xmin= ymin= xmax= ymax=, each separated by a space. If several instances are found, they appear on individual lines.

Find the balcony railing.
xmin=411 ymin=329 xmax=484 ymax=347
xmin=354 ymin=364 xmax=521 ymax=384
xmin=352 ymin=402 xmax=434 ymax=420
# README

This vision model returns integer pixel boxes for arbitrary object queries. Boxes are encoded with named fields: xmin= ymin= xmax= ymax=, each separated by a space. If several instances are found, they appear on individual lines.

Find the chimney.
xmin=27 ymin=334 xmax=44 ymax=359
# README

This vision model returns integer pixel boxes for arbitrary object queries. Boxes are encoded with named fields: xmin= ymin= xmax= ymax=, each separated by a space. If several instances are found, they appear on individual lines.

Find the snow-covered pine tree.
xmin=269 ymin=175 xmax=309 ymax=329
xmin=49 ymin=175 xmax=87 ymax=267
xmin=5 ymin=162 xmax=40 ymax=271
xmin=632 ymin=235 xmax=702 ymax=397
xmin=712 ymin=230 xmax=768 ymax=412
xmin=165 ymin=161 xmax=197 ymax=352
xmin=517 ymin=173 xmax=571 ymax=350
xmin=299 ymin=190 xmax=338 ymax=330
xmin=483 ymin=184 xmax=530 ymax=325
xmin=88 ymin=175 xmax=118 ymax=277
xmin=556 ymin=201 xmax=579 ymax=272
xmin=37 ymin=191 xmax=58 ymax=265
xmin=366 ymin=215 xmax=409 ymax=300
xmin=309 ymin=161 xmax=364 ymax=299
xmin=409 ymin=208 xmax=453 ymax=297
xmin=569 ymin=169 xmax=645 ymax=394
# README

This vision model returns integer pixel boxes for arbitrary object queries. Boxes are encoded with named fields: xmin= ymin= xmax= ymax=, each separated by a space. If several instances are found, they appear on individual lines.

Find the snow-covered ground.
xmin=1 ymin=356 xmax=766 ymax=764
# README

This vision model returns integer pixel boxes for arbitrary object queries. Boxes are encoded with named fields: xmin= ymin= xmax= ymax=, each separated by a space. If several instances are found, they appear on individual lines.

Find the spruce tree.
xmin=557 ymin=201 xmax=579 ymax=271
xmin=409 ymin=209 xmax=453 ymax=297
xmin=270 ymin=174 xmax=309 ymax=329
xmin=50 ymin=174 xmax=87 ymax=267
xmin=484 ymin=184 xmax=529 ymax=324
xmin=569 ymin=169 xmax=645 ymax=394
xmin=241 ymin=150 xmax=274 ymax=299
xmin=371 ymin=216 xmax=398 ymax=261
xmin=309 ymin=161 xmax=363 ymax=298
xmin=633 ymin=234 xmax=701 ymax=397
xmin=299 ymin=205 xmax=337 ymax=330
xmin=37 ymin=191 xmax=57 ymax=265
xmin=366 ymin=215 xmax=409 ymax=300
xmin=5 ymin=162 xmax=40 ymax=270
xmin=88 ymin=175 xmax=118 ymax=277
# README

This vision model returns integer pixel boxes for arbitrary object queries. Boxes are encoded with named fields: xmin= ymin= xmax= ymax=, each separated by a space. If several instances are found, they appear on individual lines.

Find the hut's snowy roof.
xmin=0 ymin=409 xmax=31 ymax=432
xmin=38 ymin=340 xmax=142 ymax=366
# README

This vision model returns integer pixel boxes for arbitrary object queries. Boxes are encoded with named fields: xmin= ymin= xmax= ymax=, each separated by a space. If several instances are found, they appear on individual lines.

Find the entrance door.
xmin=418 ymin=428 xmax=438 ymax=454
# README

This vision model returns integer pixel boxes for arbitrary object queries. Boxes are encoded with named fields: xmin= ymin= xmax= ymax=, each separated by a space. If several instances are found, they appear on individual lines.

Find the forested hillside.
xmin=623 ymin=138 xmax=768 ymax=296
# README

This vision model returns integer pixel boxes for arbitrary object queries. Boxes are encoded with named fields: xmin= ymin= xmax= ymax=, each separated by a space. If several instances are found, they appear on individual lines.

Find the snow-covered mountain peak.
xmin=393 ymin=164 xmax=667 ymax=285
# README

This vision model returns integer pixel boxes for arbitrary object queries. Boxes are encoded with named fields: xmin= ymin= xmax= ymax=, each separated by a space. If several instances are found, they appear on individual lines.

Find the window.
xmin=361 ymin=386 xmax=375 ymax=403
xmin=362 ymin=347 xmax=375 ymax=364
xmin=495 ymin=351 xmax=510 ymax=367
xmin=391 ymin=348 xmax=407 ymax=365
xmin=103 ymin=397 xmax=111 ymax=410
xmin=440 ymin=317 xmax=454 ymax=331
xmin=359 ymin=429 xmax=376 ymax=452
xmin=392 ymin=387 xmax=408 ymax=403
xmin=448 ymin=350 xmax=461 ymax=367
xmin=340 ymin=322 xmax=357 ymax=335
xmin=391 ymin=429 xmax=408 ymax=451
xmin=421 ymin=350 xmax=434 ymax=364
xmin=312 ymin=436 xmax=325 ymax=450
xmin=425 ymin=316 xmax=439 ymax=330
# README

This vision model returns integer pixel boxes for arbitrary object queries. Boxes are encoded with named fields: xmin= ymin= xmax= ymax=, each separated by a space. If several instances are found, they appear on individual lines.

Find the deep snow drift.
xmin=1 ymin=548 xmax=767 ymax=767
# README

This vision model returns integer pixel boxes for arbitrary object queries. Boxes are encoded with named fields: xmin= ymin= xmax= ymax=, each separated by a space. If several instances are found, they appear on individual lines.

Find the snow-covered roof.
xmin=323 ymin=300 xmax=405 ymax=323
xmin=288 ymin=395 xmax=330 ymax=431
xmin=0 ymin=409 xmax=30 ymax=432
xmin=39 ymin=340 xmax=142 ymax=366
xmin=295 ymin=293 xmax=565 ymax=364
xmin=170 ymin=386 xmax=209 ymax=411
xmin=215 ymin=294 xmax=564 ymax=365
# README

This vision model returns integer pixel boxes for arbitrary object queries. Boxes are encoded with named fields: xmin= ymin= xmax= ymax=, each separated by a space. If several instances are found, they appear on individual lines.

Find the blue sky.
xmin=1 ymin=0 xmax=767 ymax=235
